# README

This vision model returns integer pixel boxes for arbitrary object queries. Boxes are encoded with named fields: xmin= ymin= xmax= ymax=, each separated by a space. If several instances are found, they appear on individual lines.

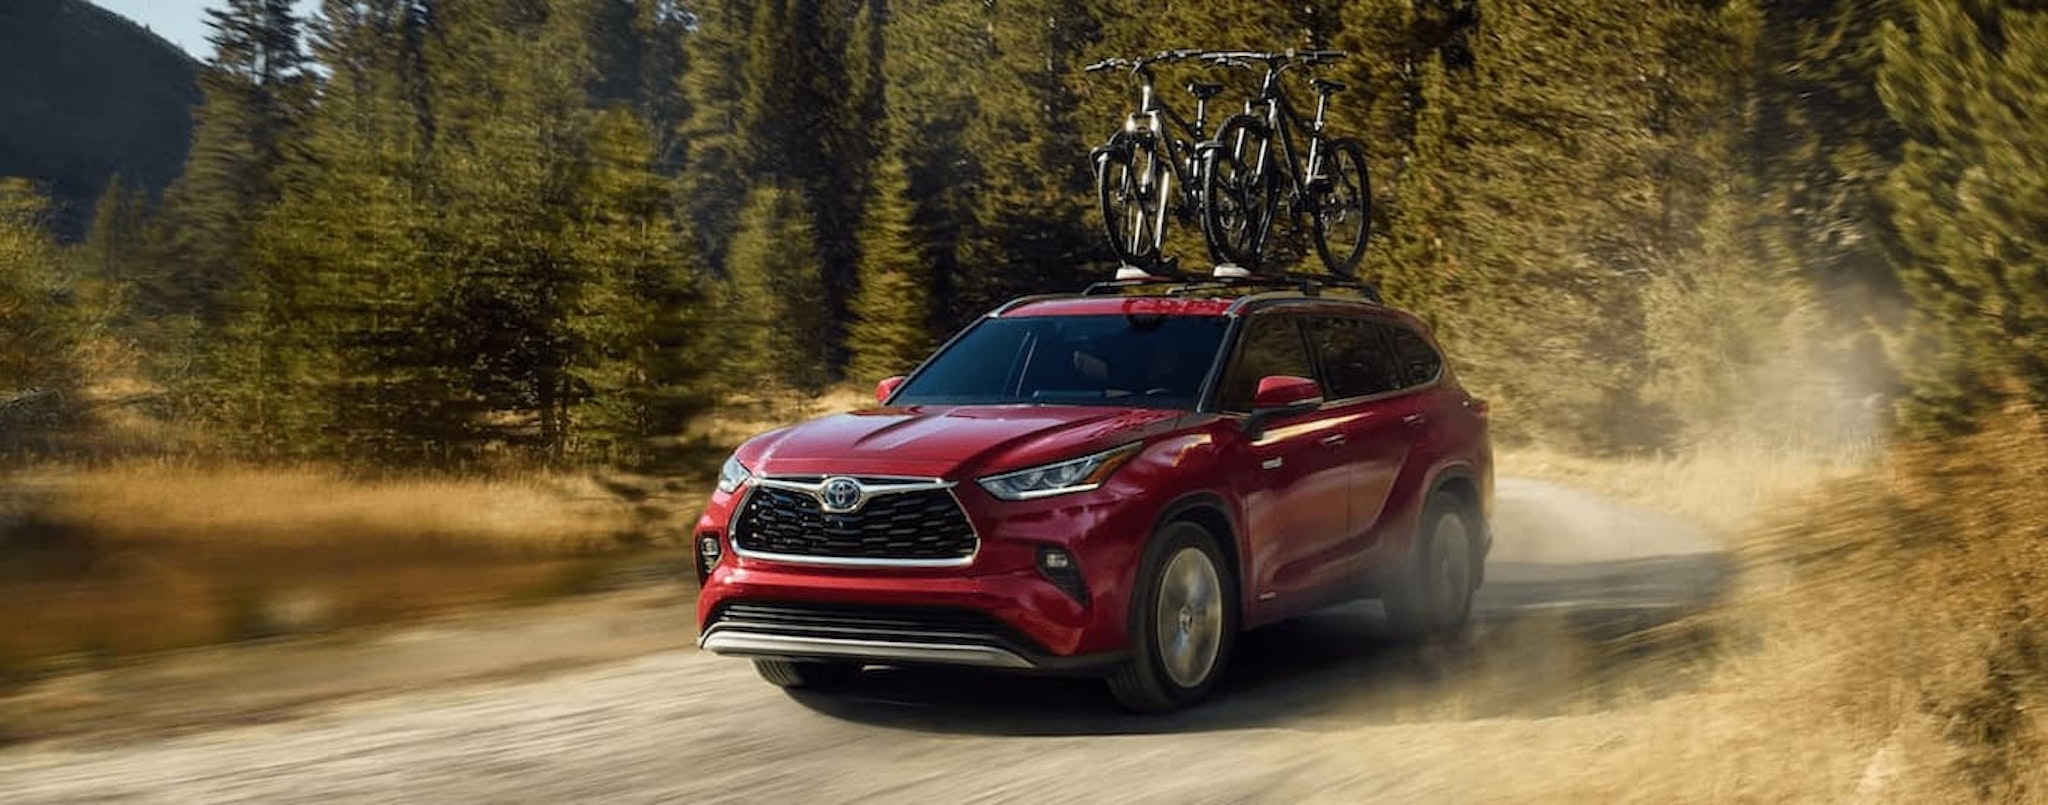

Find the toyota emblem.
xmin=820 ymin=477 xmax=864 ymax=512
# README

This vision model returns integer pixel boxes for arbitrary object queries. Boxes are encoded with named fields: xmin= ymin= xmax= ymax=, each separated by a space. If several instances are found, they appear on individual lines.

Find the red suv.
xmin=694 ymin=282 xmax=1492 ymax=712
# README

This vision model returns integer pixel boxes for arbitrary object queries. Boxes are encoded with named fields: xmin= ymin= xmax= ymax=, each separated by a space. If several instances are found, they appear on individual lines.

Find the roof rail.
xmin=1082 ymin=269 xmax=1382 ymax=303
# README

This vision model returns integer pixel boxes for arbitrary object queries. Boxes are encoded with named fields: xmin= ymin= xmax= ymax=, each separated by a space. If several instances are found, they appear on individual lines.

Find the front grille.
xmin=732 ymin=485 xmax=977 ymax=562
xmin=709 ymin=601 xmax=1043 ymax=653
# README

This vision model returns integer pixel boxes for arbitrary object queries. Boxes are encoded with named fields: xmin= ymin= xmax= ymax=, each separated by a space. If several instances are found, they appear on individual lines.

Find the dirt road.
xmin=0 ymin=478 xmax=1730 ymax=803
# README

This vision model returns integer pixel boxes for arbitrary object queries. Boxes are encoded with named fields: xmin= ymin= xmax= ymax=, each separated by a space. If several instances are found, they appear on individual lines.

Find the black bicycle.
xmin=1086 ymin=49 xmax=1226 ymax=273
xmin=1198 ymin=50 xmax=1371 ymax=276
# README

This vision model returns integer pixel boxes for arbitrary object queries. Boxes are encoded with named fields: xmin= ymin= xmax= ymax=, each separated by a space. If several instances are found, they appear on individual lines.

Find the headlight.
xmin=717 ymin=454 xmax=752 ymax=494
xmin=978 ymin=443 xmax=1142 ymax=501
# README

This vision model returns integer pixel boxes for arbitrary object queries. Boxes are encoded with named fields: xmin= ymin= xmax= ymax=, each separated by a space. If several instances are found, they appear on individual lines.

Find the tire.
xmin=1107 ymin=521 xmax=1239 ymax=713
xmin=753 ymin=659 xmax=862 ymax=690
xmin=1095 ymin=136 xmax=1165 ymax=269
xmin=1308 ymin=138 xmax=1372 ymax=277
xmin=1381 ymin=492 xmax=1479 ymax=643
xmin=1199 ymin=115 xmax=1277 ymax=270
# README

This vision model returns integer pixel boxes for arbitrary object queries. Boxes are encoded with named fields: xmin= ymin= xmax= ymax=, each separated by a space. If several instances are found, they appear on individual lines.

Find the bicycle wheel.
xmin=1309 ymin=138 xmax=1372 ymax=277
xmin=1200 ymin=115 xmax=1277 ymax=270
xmin=1095 ymin=136 xmax=1167 ymax=268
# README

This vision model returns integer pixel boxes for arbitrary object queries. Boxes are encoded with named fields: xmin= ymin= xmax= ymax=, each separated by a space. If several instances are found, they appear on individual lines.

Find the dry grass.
xmin=0 ymin=462 xmax=702 ymax=679
xmin=1494 ymin=411 xmax=2047 ymax=801
xmin=0 ymin=381 xmax=869 ymax=680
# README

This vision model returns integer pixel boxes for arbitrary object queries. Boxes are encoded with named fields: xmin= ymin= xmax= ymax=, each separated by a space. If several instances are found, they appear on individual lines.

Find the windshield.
xmin=891 ymin=315 xmax=1230 ymax=408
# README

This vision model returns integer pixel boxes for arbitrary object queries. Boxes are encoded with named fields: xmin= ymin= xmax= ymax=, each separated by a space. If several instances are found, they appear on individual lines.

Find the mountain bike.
xmin=1198 ymin=50 xmax=1371 ymax=276
xmin=1086 ymin=49 xmax=1227 ymax=274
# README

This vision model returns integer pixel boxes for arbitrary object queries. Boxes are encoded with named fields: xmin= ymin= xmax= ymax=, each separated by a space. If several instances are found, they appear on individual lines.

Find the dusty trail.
xmin=0 ymin=477 xmax=1729 ymax=803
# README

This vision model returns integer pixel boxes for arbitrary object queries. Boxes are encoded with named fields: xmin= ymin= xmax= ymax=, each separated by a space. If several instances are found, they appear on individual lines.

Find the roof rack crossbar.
xmin=1081 ymin=270 xmax=1382 ymax=303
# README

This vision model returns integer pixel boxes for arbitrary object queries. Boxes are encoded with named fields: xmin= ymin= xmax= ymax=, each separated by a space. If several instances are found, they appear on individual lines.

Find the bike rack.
xmin=1087 ymin=265 xmax=1382 ymax=303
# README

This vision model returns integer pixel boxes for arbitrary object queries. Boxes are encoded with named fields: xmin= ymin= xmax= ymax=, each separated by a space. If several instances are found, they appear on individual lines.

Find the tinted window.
xmin=1307 ymin=316 xmax=1404 ymax=399
xmin=1387 ymin=325 xmax=1443 ymax=387
xmin=893 ymin=315 xmax=1227 ymax=408
xmin=1216 ymin=314 xmax=1315 ymax=412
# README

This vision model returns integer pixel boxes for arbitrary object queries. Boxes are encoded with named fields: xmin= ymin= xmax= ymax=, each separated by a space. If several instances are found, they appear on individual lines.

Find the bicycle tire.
xmin=1199 ymin=115 xmax=1277 ymax=270
xmin=1094 ymin=135 xmax=1166 ymax=268
xmin=1309 ymin=138 xmax=1372 ymax=277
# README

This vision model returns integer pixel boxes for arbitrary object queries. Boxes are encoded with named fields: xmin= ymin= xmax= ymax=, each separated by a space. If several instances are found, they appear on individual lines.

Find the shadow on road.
xmin=785 ymin=553 xmax=1735 ymax=737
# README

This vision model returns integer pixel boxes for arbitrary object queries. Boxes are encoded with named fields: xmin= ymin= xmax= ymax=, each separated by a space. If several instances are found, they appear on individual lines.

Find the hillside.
xmin=0 ymin=0 xmax=199 ymax=239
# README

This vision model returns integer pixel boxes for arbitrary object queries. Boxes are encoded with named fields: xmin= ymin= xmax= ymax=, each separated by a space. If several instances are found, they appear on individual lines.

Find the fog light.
xmin=695 ymin=533 xmax=723 ymax=583
xmin=1037 ymin=546 xmax=1088 ymax=606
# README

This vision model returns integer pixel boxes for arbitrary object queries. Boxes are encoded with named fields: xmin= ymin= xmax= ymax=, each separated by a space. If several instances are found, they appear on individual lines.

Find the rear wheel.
xmin=753 ymin=659 xmax=862 ymax=689
xmin=1381 ymin=492 xmax=1478 ymax=642
xmin=1095 ymin=137 xmax=1166 ymax=269
xmin=1309 ymin=138 xmax=1371 ymax=277
xmin=1200 ymin=115 xmax=1277 ymax=270
xmin=1107 ymin=521 xmax=1238 ymax=713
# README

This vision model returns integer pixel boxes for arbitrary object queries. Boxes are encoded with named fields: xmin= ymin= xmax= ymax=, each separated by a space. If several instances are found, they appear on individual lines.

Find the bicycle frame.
xmin=1104 ymin=56 xmax=1215 ymax=217
xmin=1241 ymin=63 xmax=1337 ymax=209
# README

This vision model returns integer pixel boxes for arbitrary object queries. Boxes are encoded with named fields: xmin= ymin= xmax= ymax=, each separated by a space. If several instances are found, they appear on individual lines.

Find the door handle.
xmin=1402 ymin=414 xmax=1427 ymax=427
xmin=1321 ymin=433 xmax=1347 ymax=447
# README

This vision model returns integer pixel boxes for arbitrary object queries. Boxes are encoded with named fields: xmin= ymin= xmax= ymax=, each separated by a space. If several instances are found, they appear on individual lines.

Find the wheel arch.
xmin=1151 ymin=492 xmax=1243 ymax=602
xmin=1425 ymin=462 xmax=1489 ymax=585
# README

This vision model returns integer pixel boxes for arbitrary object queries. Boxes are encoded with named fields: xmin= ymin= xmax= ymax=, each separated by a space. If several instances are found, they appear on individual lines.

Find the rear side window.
xmin=1307 ymin=316 xmax=1404 ymax=399
xmin=1387 ymin=325 xmax=1443 ymax=388
xmin=1216 ymin=313 xmax=1315 ymax=412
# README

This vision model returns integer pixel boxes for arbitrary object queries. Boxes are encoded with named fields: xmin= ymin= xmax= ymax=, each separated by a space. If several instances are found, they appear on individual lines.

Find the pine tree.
xmin=725 ymin=184 xmax=830 ymax=393
xmin=149 ymin=0 xmax=310 ymax=322
xmin=143 ymin=0 xmax=311 ymax=432
xmin=870 ymin=0 xmax=982 ymax=329
xmin=1878 ymin=0 xmax=2048 ymax=431
xmin=564 ymin=108 xmax=713 ymax=465
xmin=677 ymin=0 xmax=757 ymax=270
xmin=847 ymin=150 xmax=935 ymax=382
xmin=951 ymin=0 xmax=1101 ymax=315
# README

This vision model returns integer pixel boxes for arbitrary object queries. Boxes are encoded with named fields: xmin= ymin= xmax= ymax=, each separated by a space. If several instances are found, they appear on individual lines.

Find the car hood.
xmin=739 ymin=404 xmax=1187 ymax=479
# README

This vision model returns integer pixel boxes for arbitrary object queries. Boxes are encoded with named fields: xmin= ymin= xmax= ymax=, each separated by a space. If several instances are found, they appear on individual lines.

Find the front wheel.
xmin=753 ymin=659 xmax=862 ymax=690
xmin=1107 ymin=521 xmax=1239 ymax=713
xmin=1199 ymin=116 xmax=1277 ymax=270
xmin=1095 ymin=137 xmax=1166 ymax=269
xmin=1308 ymin=138 xmax=1372 ymax=277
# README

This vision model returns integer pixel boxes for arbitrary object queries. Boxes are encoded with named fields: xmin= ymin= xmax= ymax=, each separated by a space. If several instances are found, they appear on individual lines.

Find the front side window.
xmin=1306 ymin=315 xmax=1404 ymax=399
xmin=1216 ymin=313 xmax=1316 ymax=412
xmin=891 ymin=315 xmax=1228 ymax=408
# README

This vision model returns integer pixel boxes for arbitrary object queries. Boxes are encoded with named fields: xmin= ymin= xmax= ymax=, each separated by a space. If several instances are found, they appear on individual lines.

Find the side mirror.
xmin=876 ymin=376 xmax=907 ymax=404
xmin=1252 ymin=375 xmax=1323 ymax=411
xmin=1245 ymin=375 xmax=1322 ymax=439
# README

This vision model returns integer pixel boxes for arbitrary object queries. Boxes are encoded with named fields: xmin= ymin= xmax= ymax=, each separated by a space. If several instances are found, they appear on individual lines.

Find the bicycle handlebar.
xmin=1085 ymin=48 xmax=1205 ymax=76
xmin=1198 ymin=49 xmax=1349 ymax=70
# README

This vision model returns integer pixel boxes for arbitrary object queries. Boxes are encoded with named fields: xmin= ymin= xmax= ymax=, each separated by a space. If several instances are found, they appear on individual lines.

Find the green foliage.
xmin=725 ymin=184 xmax=831 ymax=393
xmin=1879 ymin=0 xmax=2048 ymax=432
xmin=848 ymin=151 xmax=936 ymax=382
xmin=0 ymin=180 xmax=75 ymax=394
xmin=14 ymin=0 xmax=2038 ymax=464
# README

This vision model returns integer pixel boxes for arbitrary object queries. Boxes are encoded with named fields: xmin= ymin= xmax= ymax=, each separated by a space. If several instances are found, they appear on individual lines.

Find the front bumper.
xmin=696 ymin=600 xmax=1125 ymax=673
xmin=700 ymin=631 xmax=1036 ymax=669
xmin=694 ymin=470 xmax=1176 ymax=665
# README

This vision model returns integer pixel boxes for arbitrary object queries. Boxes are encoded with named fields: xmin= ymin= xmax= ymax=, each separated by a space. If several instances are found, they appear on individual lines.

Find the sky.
xmin=90 ymin=0 xmax=322 ymax=59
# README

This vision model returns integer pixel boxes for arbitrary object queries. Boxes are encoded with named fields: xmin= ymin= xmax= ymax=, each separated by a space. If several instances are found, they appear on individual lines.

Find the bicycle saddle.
xmin=1310 ymin=78 xmax=1348 ymax=95
xmin=1187 ymin=81 xmax=1225 ymax=100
